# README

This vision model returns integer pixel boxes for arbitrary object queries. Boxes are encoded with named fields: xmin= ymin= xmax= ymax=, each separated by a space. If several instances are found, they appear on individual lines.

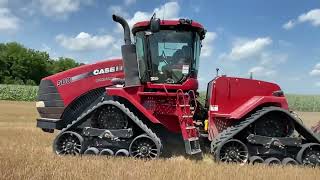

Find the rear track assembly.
xmin=211 ymin=107 xmax=320 ymax=166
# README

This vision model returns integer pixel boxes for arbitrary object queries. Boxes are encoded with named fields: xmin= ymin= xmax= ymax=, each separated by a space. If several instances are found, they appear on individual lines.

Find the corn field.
xmin=286 ymin=94 xmax=320 ymax=112
xmin=0 ymin=84 xmax=320 ymax=112
xmin=0 ymin=84 xmax=38 ymax=101
xmin=198 ymin=92 xmax=320 ymax=112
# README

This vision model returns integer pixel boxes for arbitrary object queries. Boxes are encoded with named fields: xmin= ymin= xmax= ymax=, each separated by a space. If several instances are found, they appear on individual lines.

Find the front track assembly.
xmin=53 ymin=100 xmax=162 ymax=159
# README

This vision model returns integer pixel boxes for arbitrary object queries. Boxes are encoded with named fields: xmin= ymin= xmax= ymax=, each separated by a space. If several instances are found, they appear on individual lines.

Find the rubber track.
xmin=59 ymin=100 xmax=162 ymax=154
xmin=211 ymin=106 xmax=320 ymax=153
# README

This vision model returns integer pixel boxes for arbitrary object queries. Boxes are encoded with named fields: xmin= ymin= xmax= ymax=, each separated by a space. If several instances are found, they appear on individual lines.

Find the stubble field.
xmin=0 ymin=100 xmax=319 ymax=180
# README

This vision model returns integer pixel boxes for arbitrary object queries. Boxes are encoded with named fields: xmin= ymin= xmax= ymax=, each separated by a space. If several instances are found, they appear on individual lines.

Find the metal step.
xmin=179 ymin=104 xmax=190 ymax=107
xmin=188 ymin=137 xmax=199 ymax=141
xmin=186 ymin=126 xmax=196 ymax=130
xmin=190 ymin=149 xmax=202 ymax=155
xmin=185 ymin=138 xmax=201 ymax=155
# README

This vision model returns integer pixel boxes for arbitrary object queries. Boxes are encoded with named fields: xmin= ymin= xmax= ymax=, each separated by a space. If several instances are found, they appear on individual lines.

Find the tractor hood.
xmin=37 ymin=59 xmax=124 ymax=121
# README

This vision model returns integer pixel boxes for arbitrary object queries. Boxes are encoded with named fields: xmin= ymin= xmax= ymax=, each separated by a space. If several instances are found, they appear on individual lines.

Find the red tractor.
xmin=36 ymin=14 xmax=320 ymax=165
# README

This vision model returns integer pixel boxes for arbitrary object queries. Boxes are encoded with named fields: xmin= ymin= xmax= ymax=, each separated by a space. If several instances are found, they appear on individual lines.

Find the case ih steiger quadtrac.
xmin=36 ymin=14 xmax=320 ymax=166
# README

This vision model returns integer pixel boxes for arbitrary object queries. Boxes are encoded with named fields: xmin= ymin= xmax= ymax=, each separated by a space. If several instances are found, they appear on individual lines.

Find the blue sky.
xmin=0 ymin=0 xmax=319 ymax=94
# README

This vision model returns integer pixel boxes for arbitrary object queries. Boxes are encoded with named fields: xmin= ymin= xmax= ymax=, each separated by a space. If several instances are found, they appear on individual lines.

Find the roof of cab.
xmin=131 ymin=19 xmax=206 ymax=39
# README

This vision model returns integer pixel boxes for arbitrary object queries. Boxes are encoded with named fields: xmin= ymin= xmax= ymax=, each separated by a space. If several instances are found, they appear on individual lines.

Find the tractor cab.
xmin=132 ymin=19 xmax=206 ymax=85
xmin=112 ymin=14 xmax=206 ymax=89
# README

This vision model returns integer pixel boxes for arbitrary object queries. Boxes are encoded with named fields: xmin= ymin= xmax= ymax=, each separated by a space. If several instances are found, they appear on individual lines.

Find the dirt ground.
xmin=0 ymin=100 xmax=319 ymax=180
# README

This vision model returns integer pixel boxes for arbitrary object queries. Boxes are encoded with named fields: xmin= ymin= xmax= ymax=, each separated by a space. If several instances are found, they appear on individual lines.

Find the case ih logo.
xmin=56 ymin=65 xmax=123 ymax=87
xmin=93 ymin=66 xmax=123 ymax=76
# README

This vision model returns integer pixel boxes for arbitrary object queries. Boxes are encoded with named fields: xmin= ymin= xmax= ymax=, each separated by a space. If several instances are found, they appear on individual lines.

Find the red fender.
xmin=229 ymin=96 xmax=289 ymax=119
xmin=106 ymin=86 xmax=161 ymax=124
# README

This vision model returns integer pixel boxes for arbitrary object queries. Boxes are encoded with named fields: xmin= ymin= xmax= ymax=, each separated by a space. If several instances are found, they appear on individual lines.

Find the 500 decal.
xmin=57 ymin=77 xmax=72 ymax=87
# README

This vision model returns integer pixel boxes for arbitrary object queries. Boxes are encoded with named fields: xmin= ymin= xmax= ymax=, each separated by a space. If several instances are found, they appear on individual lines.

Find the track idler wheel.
xmin=282 ymin=158 xmax=298 ymax=165
xmin=214 ymin=139 xmax=249 ymax=164
xmin=129 ymin=134 xmax=161 ymax=159
xmin=100 ymin=149 xmax=114 ymax=156
xmin=296 ymin=143 xmax=320 ymax=166
xmin=53 ymin=131 xmax=84 ymax=155
xmin=249 ymin=156 xmax=264 ymax=164
xmin=254 ymin=112 xmax=294 ymax=137
xmin=84 ymin=147 xmax=99 ymax=155
xmin=264 ymin=157 xmax=281 ymax=165
xmin=115 ymin=149 xmax=129 ymax=157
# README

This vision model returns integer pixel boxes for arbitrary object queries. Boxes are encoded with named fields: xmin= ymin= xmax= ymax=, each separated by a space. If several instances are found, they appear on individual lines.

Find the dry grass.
xmin=0 ymin=100 xmax=320 ymax=180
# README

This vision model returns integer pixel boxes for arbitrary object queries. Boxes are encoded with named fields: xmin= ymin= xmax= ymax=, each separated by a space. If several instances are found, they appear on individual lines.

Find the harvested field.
xmin=0 ymin=101 xmax=319 ymax=180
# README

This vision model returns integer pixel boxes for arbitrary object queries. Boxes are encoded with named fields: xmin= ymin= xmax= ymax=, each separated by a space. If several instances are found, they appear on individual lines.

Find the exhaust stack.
xmin=112 ymin=14 xmax=141 ymax=87
xmin=112 ymin=14 xmax=131 ymax=45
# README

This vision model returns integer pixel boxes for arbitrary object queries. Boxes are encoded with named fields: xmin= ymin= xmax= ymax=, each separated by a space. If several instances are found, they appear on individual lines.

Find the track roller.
xmin=296 ymin=143 xmax=320 ymax=166
xmin=264 ymin=157 xmax=281 ymax=165
xmin=84 ymin=147 xmax=99 ymax=155
xmin=282 ymin=158 xmax=298 ymax=165
xmin=53 ymin=131 xmax=84 ymax=155
xmin=214 ymin=139 xmax=249 ymax=164
xmin=115 ymin=149 xmax=129 ymax=156
xmin=249 ymin=156 xmax=264 ymax=164
xmin=100 ymin=149 xmax=114 ymax=156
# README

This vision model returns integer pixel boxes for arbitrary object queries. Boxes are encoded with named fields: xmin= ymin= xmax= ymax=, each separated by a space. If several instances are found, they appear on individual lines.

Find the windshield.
xmin=148 ymin=30 xmax=195 ymax=84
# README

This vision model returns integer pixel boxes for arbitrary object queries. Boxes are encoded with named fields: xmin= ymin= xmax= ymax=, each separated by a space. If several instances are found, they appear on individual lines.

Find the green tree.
xmin=50 ymin=57 xmax=81 ymax=74
xmin=0 ymin=42 xmax=81 ymax=85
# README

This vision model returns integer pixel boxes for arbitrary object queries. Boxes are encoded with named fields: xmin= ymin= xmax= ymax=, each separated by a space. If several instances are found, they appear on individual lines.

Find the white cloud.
xmin=201 ymin=32 xmax=217 ymax=58
xmin=315 ymin=82 xmax=320 ymax=87
xmin=248 ymin=66 xmax=276 ymax=78
xmin=251 ymin=52 xmax=288 ymax=78
xmin=108 ymin=5 xmax=129 ymax=18
xmin=298 ymin=9 xmax=320 ymax=27
xmin=0 ymin=0 xmax=8 ymax=7
xmin=260 ymin=52 xmax=288 ymax=66
xmin=310 ymin=63 xmax=320 ymax=76
xmin=126 ymin=1 xmax=180 ymax=28
xmin=283 ymin=9 xmax=320 ymax=30
xmin=220 ymin=37 xmax=272 ymax=61
xmin=0 ymin=7 xmax=19 ymax=32
xmin=36 ymin=0 xmax=92 ymax=18
xmin=41 ymin=43 xmax=51 ymax=52
xmin=56 ymin=32 xmax=115 ymax=51
xmin=124 ymin=0 xmax=136 ymax=6
xmin=282 ymin=20 xmax=296 ymax=30
xmin=278 ymin=40 xmax=293 ymax=47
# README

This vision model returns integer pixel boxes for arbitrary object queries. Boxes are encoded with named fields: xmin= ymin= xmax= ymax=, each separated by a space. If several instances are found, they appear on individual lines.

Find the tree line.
xmin=0 ymin=42 xmax=82 ymax=85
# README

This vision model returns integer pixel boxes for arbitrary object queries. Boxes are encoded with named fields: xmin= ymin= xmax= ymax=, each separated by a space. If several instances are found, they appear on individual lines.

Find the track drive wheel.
xmin=214 ymin=139 xmax=249 ymax=164
xmin=93 ymin=105 xmax=129 ymax=129
xmin=53 ymin=131 xmax=84 ymax=155
xmin=254 ymin=112 xmax=294 ymax=137
xmin=296 ymin=143 xmax=320 ymax=166
xmin=129 ymin=134 xmax=161 ymax=159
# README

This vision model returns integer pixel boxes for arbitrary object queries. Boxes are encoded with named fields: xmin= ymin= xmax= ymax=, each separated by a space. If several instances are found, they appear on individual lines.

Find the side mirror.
xmin=150 ymin=18 xmax=160 ymax=33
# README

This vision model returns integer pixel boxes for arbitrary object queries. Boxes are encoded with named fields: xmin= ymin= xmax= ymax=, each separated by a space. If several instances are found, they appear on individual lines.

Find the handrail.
xmin=188 ymin=90 xmax=197 ymax=113
xmin=176 ymin=89 xmax=187 ymax=115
